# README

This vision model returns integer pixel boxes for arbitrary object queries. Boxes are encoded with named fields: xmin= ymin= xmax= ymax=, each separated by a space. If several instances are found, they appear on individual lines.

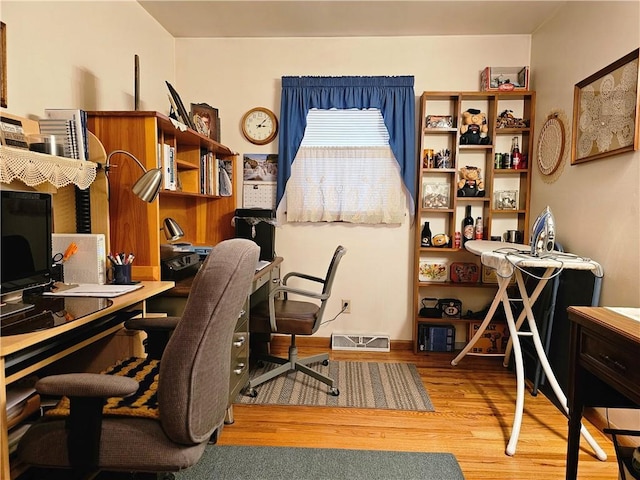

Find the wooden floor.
xmin=222 ymin=341 xmax=619 ymax=480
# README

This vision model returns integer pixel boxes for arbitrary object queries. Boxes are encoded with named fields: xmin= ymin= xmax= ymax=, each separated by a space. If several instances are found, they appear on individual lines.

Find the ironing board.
xmin=451 ymin=240 xmax=607 ymax=459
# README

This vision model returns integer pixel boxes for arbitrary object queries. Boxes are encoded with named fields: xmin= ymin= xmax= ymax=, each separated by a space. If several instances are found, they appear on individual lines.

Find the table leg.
xmin=515 ymin=271 xmax=607 ymax=462
xmin=451 ymin=277 xmax=510 ymax=366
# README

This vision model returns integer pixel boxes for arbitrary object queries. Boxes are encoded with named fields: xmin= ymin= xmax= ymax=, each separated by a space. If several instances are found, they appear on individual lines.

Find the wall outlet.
xmin=342 ymin=299 xmax=351 ymax=314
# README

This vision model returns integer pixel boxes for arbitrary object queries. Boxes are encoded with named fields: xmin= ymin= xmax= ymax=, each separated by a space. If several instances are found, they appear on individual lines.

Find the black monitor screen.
xmin=1 ymin=190 xmax=53 ymax=296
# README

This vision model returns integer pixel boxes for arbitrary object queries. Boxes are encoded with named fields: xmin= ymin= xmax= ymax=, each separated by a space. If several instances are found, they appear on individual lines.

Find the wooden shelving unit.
xmin=87 ymin=111 xmax=238 ymax=281
xmin=413 ymin=91 xmax=535 ymax=353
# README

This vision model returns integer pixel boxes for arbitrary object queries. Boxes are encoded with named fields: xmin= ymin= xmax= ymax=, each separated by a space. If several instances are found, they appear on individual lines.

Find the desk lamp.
xmin=103 ymin=150 xmax=163 ymax=202
xmin=162 ymin=217 xmax=184 ymax=241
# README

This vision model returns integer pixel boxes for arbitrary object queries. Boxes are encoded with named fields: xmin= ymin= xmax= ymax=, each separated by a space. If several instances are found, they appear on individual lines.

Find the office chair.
xmin=246 ymin=245 xmax=347 ymax=398
xmin=17 ymin=239 xmax=260 ymax=480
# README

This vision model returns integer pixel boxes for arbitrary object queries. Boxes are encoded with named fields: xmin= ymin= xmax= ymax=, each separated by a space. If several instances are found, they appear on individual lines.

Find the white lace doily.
xmin=0 ymin=145 xmax=97 ymax=189
xmin=537 ymin=110 xmax=570 ymax=183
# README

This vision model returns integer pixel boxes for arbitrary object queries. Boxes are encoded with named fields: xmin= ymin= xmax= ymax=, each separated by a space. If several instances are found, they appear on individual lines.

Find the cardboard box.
xmin=481 ymin=66 xmax=530 ymax=91
xmin=468 ymin=321 xmax=510 ymax=354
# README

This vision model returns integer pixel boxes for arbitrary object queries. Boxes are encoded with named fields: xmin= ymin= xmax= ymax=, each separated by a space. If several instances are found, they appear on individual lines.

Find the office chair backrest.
xmin=158 ymin=239 xmax=259 ymax=445
xmin=314 ymin=245 xmax=347 ymax=329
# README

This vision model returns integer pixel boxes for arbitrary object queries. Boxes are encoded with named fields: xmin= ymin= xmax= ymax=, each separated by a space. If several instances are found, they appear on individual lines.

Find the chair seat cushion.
xmin=46 ymin=356 xmax=160 ymax=420
xmin=250 ymin=299 xmax=319 ymax=335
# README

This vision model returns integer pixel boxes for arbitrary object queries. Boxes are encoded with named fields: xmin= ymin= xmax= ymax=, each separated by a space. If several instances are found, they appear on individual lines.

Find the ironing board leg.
xmin=500 ymin=274 xmax=526 ymax=456
xmin=451 ymin=277 xmax=509 ymax=366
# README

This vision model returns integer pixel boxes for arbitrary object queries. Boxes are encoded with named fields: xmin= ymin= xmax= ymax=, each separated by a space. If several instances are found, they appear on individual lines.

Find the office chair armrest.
xmin=124 ymin=316 xmax=181 ymax=359
xmin=282 ymin=271 xmax=325 ymax=286
xmin=267 ymin=285 xmax=329 ymax=331
xmin=125 ymin=316 xmax=181 ymax=331
xmin=36 ymin=373 xmax=139 ymax=399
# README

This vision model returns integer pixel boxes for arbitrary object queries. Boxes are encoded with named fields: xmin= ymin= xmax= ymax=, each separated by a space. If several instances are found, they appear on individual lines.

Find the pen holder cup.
xmin=108 ymin=263 xmax=133 ymax=285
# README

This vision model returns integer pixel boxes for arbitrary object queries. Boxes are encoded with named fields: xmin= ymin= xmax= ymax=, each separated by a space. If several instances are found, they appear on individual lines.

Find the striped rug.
xmin=234 ymin=361 xmax=434 ymax=411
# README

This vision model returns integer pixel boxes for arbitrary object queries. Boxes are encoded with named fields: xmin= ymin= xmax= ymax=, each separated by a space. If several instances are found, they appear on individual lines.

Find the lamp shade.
xmin=162 ymin=218 xmax=184 ymax=241
xmin=105 ymin=149 xmax=163 ymax=203
xmin=132 ymin=168 xmax=163 ymax=202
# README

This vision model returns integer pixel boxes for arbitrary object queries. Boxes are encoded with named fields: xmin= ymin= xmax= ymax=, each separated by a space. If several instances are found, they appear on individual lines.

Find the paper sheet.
xmin=43 ymin=283 xmax=143 ymax=298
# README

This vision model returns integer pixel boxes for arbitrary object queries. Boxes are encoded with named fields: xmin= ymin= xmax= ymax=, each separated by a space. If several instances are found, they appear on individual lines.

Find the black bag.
xmin=419 ymin=298 xmax=440 ymax=318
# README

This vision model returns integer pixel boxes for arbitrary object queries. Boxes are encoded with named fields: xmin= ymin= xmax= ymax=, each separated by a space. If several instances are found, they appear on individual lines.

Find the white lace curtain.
xmin=285 ymin=146 xmax=405 ymax=224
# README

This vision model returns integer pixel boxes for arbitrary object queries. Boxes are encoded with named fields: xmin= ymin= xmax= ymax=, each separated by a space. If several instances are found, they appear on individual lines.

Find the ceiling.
xmin=137 ymin=1 xmax=567 ymax=38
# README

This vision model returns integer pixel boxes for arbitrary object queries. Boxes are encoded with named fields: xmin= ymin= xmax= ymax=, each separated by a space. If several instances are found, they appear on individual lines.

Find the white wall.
xmin=530 ymin=1 xmax=640 ymax=307
xmin=0 ymin=1 xmax=174 ymax=119
xmin=176 ymin=35 xmax=531 ymax=340
xmin=530 ymin=0 xmax=640 ymax=440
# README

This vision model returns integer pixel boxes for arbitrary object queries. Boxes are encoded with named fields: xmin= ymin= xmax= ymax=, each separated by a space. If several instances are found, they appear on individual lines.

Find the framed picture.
xmin=494 ymin=190 xmax=518 ymax=210
xmin=243 ymin=153 xmax=278 ymax=182
xmin=165 ymin=81 xmax=194 ymax=130
xmin=1 ymin=22 xmax=6 ymax=108
xmin=422 ymin=182 xmax=450 ymax=209
xmin=190 ymin=103 xmax=219 ymax=141
xmin=571 ymin=48 xmax=639 ymax=165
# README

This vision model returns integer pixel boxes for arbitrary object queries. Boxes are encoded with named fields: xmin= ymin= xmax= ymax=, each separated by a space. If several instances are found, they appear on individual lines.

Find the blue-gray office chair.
xmin=247 ymin=245 xmax=347 ymax=397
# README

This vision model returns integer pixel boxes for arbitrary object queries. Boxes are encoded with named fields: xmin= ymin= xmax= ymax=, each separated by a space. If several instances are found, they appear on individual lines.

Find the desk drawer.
xmin=581 ymin=330 xmax=639 ymax=390
xmin=229 ymin=317 xmax=249 ymax=400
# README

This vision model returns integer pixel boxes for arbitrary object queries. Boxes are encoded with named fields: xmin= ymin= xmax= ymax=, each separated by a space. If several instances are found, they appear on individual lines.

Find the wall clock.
xmin=241 ymin=107 xmax=278 ymax=145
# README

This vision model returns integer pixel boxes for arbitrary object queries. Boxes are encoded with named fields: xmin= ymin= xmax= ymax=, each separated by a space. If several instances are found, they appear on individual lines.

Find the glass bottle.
xmin=462 ymin=206 xmax=474 ymax=245
xmin=475 ymin=216 xmax=483 ymax=240
xmin=511 ymin=136 xmax=522 ymax=170
xmin=421 ymin=221 xmax=432 ymax=247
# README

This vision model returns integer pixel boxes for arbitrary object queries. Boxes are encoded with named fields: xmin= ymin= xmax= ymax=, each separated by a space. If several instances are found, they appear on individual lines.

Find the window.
xmin=285 ymin=108 xmax=406 ymax=224
xmin=276 ymin=76 xmax=416 ymax=224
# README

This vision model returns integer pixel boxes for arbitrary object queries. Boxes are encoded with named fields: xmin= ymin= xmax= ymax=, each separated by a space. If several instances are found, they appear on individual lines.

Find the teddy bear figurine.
xmin=460 ymin=108 xmax=490 ymax=145
xmin=457 ymin=166 xmax=485 ymax=197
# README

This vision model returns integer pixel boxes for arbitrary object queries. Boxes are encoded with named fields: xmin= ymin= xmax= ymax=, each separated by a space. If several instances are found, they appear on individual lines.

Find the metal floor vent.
xmin=331 ymin=334 xmax=390 ymax=352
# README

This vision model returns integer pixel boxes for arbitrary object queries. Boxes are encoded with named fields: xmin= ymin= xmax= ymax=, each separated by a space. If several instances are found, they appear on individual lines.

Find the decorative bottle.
xmin=475 ymin=217 xmax=483 ymax=240
xmin=421 ymin=221 xmax=432 ymax=247
xmin=462 ymin=206 xmax=474 ymax=245
xmin=511 ymin=136 xmax=522 ymax=169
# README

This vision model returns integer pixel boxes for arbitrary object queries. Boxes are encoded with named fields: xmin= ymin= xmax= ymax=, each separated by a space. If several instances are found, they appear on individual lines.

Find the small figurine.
xmin=457 ymin=166 xmax=485 ymax=197
xmin=460 ymin=109 xmax=490 ymax=145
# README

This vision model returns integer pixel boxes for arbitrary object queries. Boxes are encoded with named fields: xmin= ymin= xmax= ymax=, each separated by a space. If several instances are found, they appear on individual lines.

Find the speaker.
xmin=234 ymin=208 xmax=275 ymax=261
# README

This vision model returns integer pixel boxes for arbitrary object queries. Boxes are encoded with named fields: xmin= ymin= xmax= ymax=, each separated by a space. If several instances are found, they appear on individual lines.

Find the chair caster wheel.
xmin=247 ymin=388 xmax=258 ymax=398
xmin=329 ymin=387 xmax=339 ymax=396
xmin=322 ymin=359 xmax=329 ymax=366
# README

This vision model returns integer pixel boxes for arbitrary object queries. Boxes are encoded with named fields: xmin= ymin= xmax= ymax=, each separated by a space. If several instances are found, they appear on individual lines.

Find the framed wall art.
xmin=1 ymin=22 xmax=6 ymax=108
xmin=571 ymin=48 xmax=639 ymax=165
xmin=190 ymin=103 xmax=219 ymax=141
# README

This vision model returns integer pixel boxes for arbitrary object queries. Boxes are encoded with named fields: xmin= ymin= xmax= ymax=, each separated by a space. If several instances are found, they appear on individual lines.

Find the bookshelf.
xmin=86 ymin=111 xmax=238 ymax=281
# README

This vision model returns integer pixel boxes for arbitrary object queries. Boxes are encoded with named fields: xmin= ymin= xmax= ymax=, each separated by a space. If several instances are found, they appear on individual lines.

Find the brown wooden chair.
xmin=17 ymin=239 xmax=260 ymax=480
xmin=247 ymin=245 xmax=347 ymax=398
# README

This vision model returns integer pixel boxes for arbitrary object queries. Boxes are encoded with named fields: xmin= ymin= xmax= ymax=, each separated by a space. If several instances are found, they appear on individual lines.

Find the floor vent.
xmin=331 ymin=334 xmax=390 ymax=352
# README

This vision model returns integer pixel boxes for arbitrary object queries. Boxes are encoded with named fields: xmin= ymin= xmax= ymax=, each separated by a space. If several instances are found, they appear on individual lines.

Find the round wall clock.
xmin=241 ymin=107 xmax=278 ymax=145
xmin=537 ymin=112 xmax=566 ymax=176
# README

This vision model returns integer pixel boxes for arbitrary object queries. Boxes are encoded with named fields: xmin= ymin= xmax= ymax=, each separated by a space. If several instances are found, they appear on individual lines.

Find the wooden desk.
xmin=0 ymin=281 xmax=174 ymax=480
xmin=566 ymin=306 xmax=640 ymax=480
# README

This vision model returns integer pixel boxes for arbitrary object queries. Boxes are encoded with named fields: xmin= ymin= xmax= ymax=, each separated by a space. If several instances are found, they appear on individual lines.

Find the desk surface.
xmin=166 ymin=257 xmax=283 ymax=297
xmin=0 ymin=281 xmax=174 ymax=358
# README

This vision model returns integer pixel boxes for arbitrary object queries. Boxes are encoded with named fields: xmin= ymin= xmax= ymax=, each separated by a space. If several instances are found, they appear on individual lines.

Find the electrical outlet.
xmin=342 ymin=299 xmax=351 ymax=314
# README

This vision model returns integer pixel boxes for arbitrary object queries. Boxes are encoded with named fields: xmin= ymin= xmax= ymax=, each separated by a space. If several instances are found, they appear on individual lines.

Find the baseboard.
xmin=269 ymin=335 xmax=413 ymax=351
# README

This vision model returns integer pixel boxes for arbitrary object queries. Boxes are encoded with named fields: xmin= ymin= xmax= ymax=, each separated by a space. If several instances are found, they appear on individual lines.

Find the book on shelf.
xmin=38 ymin=118 xmax=75 ymax=158
xmin=44 ymin=109 xmax=88 ymax=160
xmin=161 ymin=144 xmax=176 ymax=191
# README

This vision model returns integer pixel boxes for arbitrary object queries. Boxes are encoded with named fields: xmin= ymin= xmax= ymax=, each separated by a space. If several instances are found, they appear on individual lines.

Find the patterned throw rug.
xmin=235 ymin=361 xmax=434 ymax=411
xmin=46 ymin=357 xmax=160 ymax=419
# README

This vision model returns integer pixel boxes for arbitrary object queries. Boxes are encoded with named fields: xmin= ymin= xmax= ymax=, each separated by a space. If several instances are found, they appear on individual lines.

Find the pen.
xmin=127 ymin=253 xmax=135 ymax=265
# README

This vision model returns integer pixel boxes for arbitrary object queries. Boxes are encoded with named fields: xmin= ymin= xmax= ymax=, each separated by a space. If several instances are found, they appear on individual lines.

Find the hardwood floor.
xmin=222 ymin=340 xmax=619 ymax=480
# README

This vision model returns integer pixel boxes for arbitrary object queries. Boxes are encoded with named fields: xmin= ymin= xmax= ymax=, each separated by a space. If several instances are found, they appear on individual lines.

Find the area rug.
xmin=234 ymin=361 xmax=434 ymax=411
xmin=175 ymin=445 xmax=464 ymax=479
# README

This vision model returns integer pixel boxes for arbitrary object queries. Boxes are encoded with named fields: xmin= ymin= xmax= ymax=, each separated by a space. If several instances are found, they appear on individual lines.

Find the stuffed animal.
xmin=457 ymin=166 xmax=485 ymax=197
xmin=460 ymin=108 xmax=490 ymax=145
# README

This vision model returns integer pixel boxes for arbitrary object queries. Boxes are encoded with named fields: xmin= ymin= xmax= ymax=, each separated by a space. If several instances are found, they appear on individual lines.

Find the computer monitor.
xmin=1 ymin=190 xmax=53 ymax=316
